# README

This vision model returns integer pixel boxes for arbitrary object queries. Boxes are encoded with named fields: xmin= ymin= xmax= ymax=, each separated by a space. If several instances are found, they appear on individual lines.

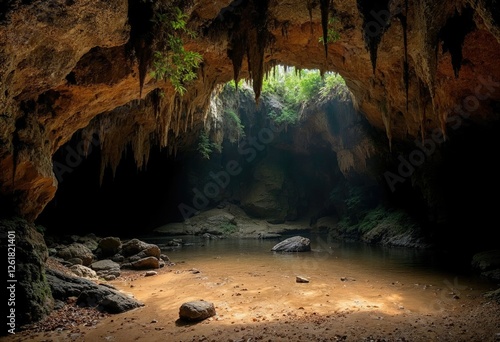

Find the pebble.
xmin=145 ymin=271 xmax=157 ymax=277
xmin=296 ymin=276 xmax=310 ymax=283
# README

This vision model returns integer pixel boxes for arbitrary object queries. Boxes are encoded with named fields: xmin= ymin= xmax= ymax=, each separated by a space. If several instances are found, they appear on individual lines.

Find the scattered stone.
xmin=99 ymin=293 xmax=144 ymax=314
xmin=296 ymin=276 xmax=310 ymax=283
xmin=67 ymin=257 xmax=83 ymax=265
xmin=98 ymin=237 xmax=122 ymax=257
xmin=203 ymin=233 xmax=219 ymax=239
xmin=145 ymin=271 xmax=158 ymax=277
xmin=160 ymin=254 xmax=170 ymax=261
xmin=70 ymin=264 xmax=97 ymax=279
xmin=471 ymin=250 xmax=500 ymax=271
xmin=57 ymin=243 xmax=94 ymax=266
xmin=79 ymin=235 xmax=99 ymax=252
xmin=122 ymin=239 xmax=161 ymax=258
xmin=46 ymin=268 xmax=143 ymax=314
xmin=340 ymin=277 xmax=356 ymax=282
xmin=190 ymin=268 xmax=201 ymax=274
xmin=104 ymin=274 xmax=116 ymax=281
xmin=179 ymin=300 xmax=216 ymax=321
xmin=257 ymin=233 xmax=282 ymax=239
xmin=271 ymin=236 xmax=311 ymax=252
xmin=131 ymin=256 xmax=160 ymax=270
xmin=91 ymin=259 xmax=121 ymax=272
xmin=111 ymin=254 xmax=125 ymax=263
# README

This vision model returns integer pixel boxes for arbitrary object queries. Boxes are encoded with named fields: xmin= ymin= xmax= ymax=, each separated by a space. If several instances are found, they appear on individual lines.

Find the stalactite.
xmin=306 ymin=0 xmax=314 ymax=34
xmin=417 ymin=78 xmax=427 ymax=143
xmin=126 ymin=0 xmax=155 ymax=98
xmin=320 ymin=0 xmax=330 ymax=58
xmin=356 ymin=0 xmax=391 ymax=74
xmin=398 ymin=0 xmax=409 ymax=112
xmin=247 ymin=28 xmax=267 ymax=103
xmin=228 ymin=33 xmax=246 ymax=90
xmin=151 ymin=88 xmax=162 ymax=119
xmin=281 ymin=21 xmax=289 ymax=38
xmin=379 ymin=98 xmax=392 ymax=151
xmin=438 ymin=5 xmax=476 ymax=78
xmin=132 ymin=125 xmax=145 ymax=170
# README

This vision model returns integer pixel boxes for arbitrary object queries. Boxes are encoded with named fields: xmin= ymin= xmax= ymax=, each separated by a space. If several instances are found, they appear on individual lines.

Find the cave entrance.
xmin=37 ymin=67 xmax=377 ymax=239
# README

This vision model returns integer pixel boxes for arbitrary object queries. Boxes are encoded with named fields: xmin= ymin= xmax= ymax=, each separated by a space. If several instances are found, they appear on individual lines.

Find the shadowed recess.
xmin=438 ymin=5 xmax=476 ymax=78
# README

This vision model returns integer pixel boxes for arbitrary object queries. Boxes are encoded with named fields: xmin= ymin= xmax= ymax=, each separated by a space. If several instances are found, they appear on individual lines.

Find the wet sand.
xmin=6 ymin=248 xmax=500 ymax=342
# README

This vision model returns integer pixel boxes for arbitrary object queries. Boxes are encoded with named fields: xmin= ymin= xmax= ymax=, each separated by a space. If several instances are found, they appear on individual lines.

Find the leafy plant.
xmin=225 ymin=79 xmax=245 ymax=90
xmin=197 ymin=130 xmax=214 ymax=159
xmin=219 ymin=222 xmax=238 ymax=234
xmin=319 ymin=72 xmax=347 ymax=99
xmin=225 ymin=109 xmax=245 ymax=135
xmin=150 ymin=6 xmax=203 ymax=95
xmin=318 ymin=17 xmax=341 ymax=44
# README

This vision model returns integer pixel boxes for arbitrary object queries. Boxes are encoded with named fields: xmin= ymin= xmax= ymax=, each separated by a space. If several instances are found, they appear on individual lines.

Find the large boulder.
xmin=57 ymin=243 xmax=94 ymax=266
xmin=0 ymin=218 xmax=54 ymax=329
xmin=90 ymin=259 xmax=121 ymax=279
xmin=70 ymin=265 xmax=97 ymax=279
xmin=130 ymin=256 xmax=160 ymax=270
xmin=179 ymin=300 xmax=216 ymax=321
xmin=471 ymin=250 xmax=500 ymax=282
xmin=121 ymin=239 xmax=160 ymax=259
xmin=472 ymin=250 xmax=500 ymax=271
xmin=271 ymin=236 xmax=311 ymax=252
xmin=98 ymin=237 xmax=122 ymax=257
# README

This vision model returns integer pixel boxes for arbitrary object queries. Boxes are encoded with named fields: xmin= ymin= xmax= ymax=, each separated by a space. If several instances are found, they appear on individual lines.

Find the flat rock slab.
xmin=179 ymin=300 xmax=216 ymax=321
xmin=91 ymin=259 xmax=120 ymax=271
xmin=46 ymin=269 xmax=143 ymax=314
xmin=271 ymin=236 xmax=311 ymax=252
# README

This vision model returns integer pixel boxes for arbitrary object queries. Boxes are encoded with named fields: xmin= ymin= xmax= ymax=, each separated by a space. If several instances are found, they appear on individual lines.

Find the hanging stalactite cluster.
xmin=356 ymin=0 xmax=391 ymax=74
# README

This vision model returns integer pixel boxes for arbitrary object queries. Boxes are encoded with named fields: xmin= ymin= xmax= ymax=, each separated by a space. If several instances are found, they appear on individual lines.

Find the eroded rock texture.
xmin=1 ymin=0 xmax=499 ymax=220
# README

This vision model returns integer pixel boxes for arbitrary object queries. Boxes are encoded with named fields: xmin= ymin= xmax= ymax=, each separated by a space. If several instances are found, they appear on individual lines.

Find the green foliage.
xmin=225 ymin=109 xmax=245 ymax=135
xmin=318 ymin=17 xmax=341 ymax=44
xmin=267 ymin=108 xmax=298 ymax=125
xmin=197 ymin=130 xmax=214 ymax=159
xmin=219 ymin=222 xmax=238 ymax=234
xmin=225 ymin=79 xmax=245 ymax=90
xmin=150 ymin=6 xmax=203 ymax=95
xmin=320 ymin=73 xmax=347 ymax=99
xmin=260 ymin=66 xmax=347 ymax=125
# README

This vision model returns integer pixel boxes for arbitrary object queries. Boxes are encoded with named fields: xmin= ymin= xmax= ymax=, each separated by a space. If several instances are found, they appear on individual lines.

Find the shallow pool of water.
xmin=140 ymin=232 xmax=497 ymax=303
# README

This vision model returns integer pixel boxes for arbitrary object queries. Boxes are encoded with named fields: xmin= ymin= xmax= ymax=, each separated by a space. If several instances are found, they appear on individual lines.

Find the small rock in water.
xmin=145 ymin=271 xmax=158 ymax=277
xmin=271 ymin=236 xmax=311 ymax=252
xmin=296 ymin=276 xmax=310 ymax=283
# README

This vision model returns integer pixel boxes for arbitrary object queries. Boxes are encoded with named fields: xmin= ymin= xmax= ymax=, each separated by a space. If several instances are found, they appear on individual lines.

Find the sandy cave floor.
xmin=5 ymin=258 xmax=500 ymax=342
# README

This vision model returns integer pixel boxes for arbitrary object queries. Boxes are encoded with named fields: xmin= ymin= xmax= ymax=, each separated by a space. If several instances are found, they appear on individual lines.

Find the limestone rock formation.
xmin=0 ymin=218 xmax=54 ymax=328
xmin=1 ymin=0 xmax=499 ymax=221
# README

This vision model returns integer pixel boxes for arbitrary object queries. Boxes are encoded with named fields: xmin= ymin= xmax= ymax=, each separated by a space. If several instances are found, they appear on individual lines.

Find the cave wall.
xmin=1 ymin=0 xmax=500 ymax=220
